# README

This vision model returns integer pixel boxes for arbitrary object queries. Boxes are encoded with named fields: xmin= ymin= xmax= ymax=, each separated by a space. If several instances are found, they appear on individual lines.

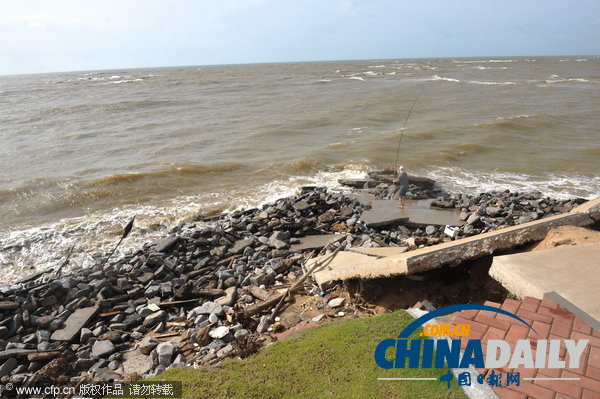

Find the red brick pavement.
xmin=451 ymin=295 xmax=600 ymax=399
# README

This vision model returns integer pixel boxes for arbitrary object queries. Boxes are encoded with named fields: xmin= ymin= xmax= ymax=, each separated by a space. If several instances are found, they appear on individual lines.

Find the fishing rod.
xmin=393 ymin=89 xmax=424 ymax=171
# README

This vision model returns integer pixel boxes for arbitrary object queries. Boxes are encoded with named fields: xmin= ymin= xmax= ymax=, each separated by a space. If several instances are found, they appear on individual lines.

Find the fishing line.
xmin=393 ymin=89 xmax=424 ymax=170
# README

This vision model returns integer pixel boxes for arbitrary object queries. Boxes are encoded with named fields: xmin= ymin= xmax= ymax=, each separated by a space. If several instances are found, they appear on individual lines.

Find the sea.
xmin=1 ymin=56 xmax=599 ymax=281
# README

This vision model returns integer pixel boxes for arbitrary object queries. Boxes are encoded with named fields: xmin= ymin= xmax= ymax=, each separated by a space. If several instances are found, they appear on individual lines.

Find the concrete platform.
xmin=347 ymin=247 xmax=408 ymax=257
xmin=360 ymin=199 xmax=463 ymax=228
xmin=312 ymin=197 xmax=599 ymax=287
xmin=489 ymin=242 xmax=600 ymax=327
xmin=290 ymin=234 xmax=347 ymax=252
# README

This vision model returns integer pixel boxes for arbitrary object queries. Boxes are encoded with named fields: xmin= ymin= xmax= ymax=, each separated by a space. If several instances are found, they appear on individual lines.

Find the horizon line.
xmin=1 ymin=53 xmax=598 ymax=78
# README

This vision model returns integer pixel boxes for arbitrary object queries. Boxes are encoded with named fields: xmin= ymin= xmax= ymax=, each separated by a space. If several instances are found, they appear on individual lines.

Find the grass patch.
xmin=154 ymin=311 xmax=467 ymax=398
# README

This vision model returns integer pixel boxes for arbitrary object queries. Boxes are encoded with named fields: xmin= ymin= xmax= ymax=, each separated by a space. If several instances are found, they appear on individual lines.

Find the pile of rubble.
xmin=0 ymin=182 xmax=586 ymax=386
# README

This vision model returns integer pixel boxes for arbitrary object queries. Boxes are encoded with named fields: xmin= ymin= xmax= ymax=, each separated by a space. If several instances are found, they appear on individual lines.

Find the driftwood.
xmin=0 ymin=301 xmax=19 ymax=310
xmin=268 ymin=247 xmax=341 ymax=322
xmin=55 ymin=244 xmax=75 ymax=276
xmin=101 ymin=216 xmax=135 ymax=267
xmin=247 ymin=286 xmax=273 ymax=301
xmin=243 ymin=248 xmax=341 ymax=318
xmin=158 ymin=298 xmax=202 ymax=307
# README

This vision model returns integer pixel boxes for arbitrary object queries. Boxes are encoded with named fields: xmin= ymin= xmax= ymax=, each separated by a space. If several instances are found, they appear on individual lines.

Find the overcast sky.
xmin=1 ymin=0 xmax=599 ymax=75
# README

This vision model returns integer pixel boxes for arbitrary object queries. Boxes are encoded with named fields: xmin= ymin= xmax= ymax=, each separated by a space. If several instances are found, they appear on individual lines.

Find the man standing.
xmin=394 ymin=166 xmax=409 ymax=208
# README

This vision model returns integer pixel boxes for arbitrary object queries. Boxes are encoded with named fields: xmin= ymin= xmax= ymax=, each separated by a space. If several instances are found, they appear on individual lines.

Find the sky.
xmin=1 ymin=0 xmax=599 ymax=75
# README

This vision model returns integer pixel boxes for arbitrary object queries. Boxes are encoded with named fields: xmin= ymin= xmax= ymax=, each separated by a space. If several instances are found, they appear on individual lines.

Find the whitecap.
xmin=347 ymin=76 xmax=364 ymax=81
xmin=468 ymin=80 xmax=516 ymax=85
xmin=429 ymin=75 xmax=460 ymax=83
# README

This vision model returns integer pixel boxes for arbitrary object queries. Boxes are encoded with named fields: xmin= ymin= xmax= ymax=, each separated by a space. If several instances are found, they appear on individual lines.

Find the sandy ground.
xmin=530 ymin=225 xmax=600 ymax=251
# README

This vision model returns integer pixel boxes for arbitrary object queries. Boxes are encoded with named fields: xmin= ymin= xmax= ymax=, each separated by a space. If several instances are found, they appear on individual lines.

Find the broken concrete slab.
xmin=307 ymin=251 xmax=379 ymax=276
xmin=313 ymin=203 xmax=596 ymax=287
xmin=569 ymin=196 xmax=600 ymax=222
xmin=489 ymin=242 xmax=600 ymax=327
xmin=347 ymin=247 xmax=408 ymax=257
xmin=337 ymin=179 xmax=377 ymax=188
xmin=290 ymin=234 xmax=347 ymax=252
xmin=360 ymin=199 xmax=463 ymax=228
xmin=51 ymin=305 xmax=99 ymax=342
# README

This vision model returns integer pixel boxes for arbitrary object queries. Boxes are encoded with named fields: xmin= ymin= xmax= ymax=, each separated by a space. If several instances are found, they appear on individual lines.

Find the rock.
xmin=36 ymin=330 xmax=51 ymax=343
xmin=230 ymin=238 xmax=255 ymax=255
xmin=318 ymin=213 xmax=335 ymax=223
xmin=208 ymin=326 xmax=230 ymax=339
xmin=153 ymin=236 xmax=180 ymax=253
xmin=35 ymin=316 xmax=55 ymax=329
xmin=91 ymin=340 xmax=115 ymax=359
xmin=74 ymin=358 xmax=96 ymax=372
xmin=293 ymin=200 xmax=311 ymax=211
xmin=0 ymin=358 xmax=17 ymax=378
xmin=139 ymin=337 xmax=158 ymax=355
xmin=215 ymin=286 xmax=237 ymax=306
xmin=328 ymin=298 xmax=345 ymax=308
xmin=425 ymin=225 xmax=436 ymax=235
xmin=312 ymin=314 xmax=326 ymax=323
xmin=145 ymin=285 xmax=161 ymax=298
xmin=486 ymin=206 xmax=502 ymax=217
xmin=99 ymin=331 xmax=122 ymax=342
xmin=80 ymin=328 xmax=93 ymax=344
xmin=466 ymin=213 xmax=480 ymax=225
xmin=234 ymin=329 xmax=250 ymax=340
xmin=156 ymin=342 xmax=176 ymax=367
xmin=256 ymin=316 xmax=269 ymax=333
xmin=267 ymin=231 xmax=289 ymax=249
xmin=196 ymin=302 xmax=223 ymax=316
xmin=122 ymin=351 xmax=153 ymax=376
xmin=143 ymin=310 xmax=167 ymax=328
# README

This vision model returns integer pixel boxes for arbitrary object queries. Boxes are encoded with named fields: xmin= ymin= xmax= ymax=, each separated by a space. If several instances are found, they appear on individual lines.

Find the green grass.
xmin=154 ymin=311 xmax=467 ymax=399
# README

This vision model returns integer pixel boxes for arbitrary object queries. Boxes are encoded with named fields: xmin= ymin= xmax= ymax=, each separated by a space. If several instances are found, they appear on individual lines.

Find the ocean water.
xmin=1 ymin=56 xmax=599 ymax=280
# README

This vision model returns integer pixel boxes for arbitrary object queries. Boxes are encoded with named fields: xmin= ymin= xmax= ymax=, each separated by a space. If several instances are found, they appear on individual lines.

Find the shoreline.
xmin=0 ymin=174 xmax=595 ymax=385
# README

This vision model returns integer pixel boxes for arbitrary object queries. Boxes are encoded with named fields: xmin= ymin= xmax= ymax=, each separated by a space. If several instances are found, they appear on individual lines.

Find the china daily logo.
xmin=374 ymin=304 xmax=589 ymax=388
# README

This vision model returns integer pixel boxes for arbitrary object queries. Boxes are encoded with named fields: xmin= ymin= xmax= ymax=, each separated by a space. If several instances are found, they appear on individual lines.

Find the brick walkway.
xmin=451 ymin=295 xmax=600 ymax=399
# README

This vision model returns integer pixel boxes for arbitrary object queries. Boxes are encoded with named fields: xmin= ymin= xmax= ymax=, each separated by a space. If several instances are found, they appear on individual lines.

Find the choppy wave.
xmin=428 ymin=75 xmax=460 ymax=83
xmin=0 ymin=164 xmax=372 ymax=282
xmin=543 ymin=77 xmax=597 ymax=84
xmin=468 ymin=80 xmax=516 ymax=86
xmin=423 ymin=166 xmax=600 ymax=200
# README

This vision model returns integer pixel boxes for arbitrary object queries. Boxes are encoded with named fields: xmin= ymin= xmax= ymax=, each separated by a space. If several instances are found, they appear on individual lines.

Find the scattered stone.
xmin=156 ymin=342 xmax=176 ymax=367
xmin=208 ymin=326 xmax=230 ymax=339
xmin=91 ymin=340 xmax=115 ymax=359
xmin=143 ymin=310 xmax=167 ymax=328
xmin=328 ymin=297 xmax=345 ymax=308
xmin=139 ymin=337 xmax=159 ymax=355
